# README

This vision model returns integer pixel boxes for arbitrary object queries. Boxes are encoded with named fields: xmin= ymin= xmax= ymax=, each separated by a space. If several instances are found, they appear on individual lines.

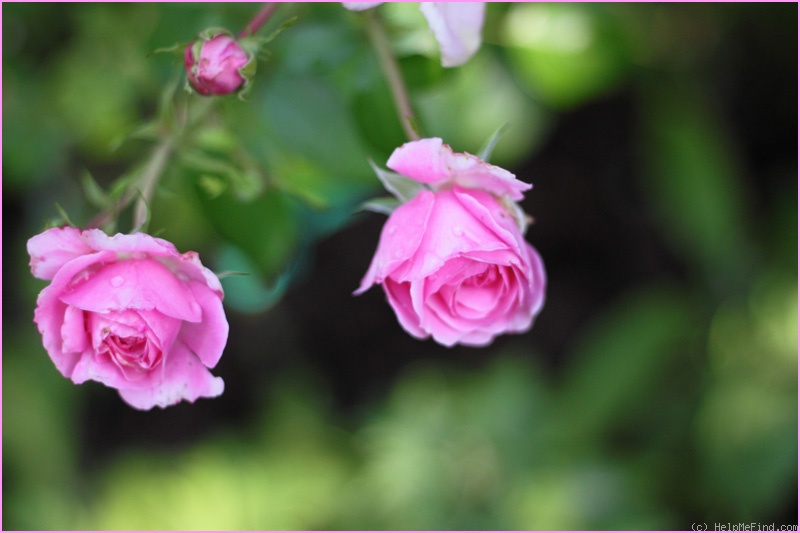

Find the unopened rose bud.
xmin=185 ymin=33 xmax=251 ymax=96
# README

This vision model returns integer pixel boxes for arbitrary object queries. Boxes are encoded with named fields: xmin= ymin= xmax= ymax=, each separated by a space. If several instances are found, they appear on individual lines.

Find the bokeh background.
xmin=3 ymin=2 xmax=797 ymax=530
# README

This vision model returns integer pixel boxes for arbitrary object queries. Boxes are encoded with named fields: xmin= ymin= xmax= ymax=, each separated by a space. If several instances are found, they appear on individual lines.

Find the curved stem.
xmin=365 ymin=10 xmax=421 ymax=142
xmin=239 ymin=3 xmax=278 ymax=39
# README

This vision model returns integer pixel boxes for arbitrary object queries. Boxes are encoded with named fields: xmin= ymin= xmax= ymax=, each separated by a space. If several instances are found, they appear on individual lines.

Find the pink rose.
xmin=356 ymin=138 xmax=546 ymax=347
xmin=27 ymin=227 xmax=229 ymax=410
xmin=185 ymin=33 xmax=250 ymax=96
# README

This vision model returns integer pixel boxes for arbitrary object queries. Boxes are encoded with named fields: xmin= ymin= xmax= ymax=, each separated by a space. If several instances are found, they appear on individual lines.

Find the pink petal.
xmin=34 ymin=296 xmax=80 ymax=378
xmin=342 ymin=1 xmax=384 ymax=11
xmin=81 ymin=229 xmax=181 ymax=259
xmin=118 ymin=342 xmax=224 ymax=410
xmin=131 ymin=309 xmax=184 ymax=355
xmin=60 ymin=305 xmax=87 ymax=354
xmin=355 ymin=190 xmax=435 ymax=294
xmin=386 ymin=138 xmax=453 ymax=186
xmin=27 ymin=226 xmax=94 ymax=281
xmin=383 ymin=279 xmax=427 ymax=340
xmin=178 ymin=281 xmax=229 ymax=369
xmin=518 ymin=242 xmax=547 ymax=325
xmin=59 ymin=258 xmax=202 ymax=322
xmin=453 ymin=187 xmax=524 ymax=254
xmin=73 ymin=310 xmax=182 ymax=390
xmin=420 ymin=2 xmax=485 ymax=67
xmin=446 ymin=149 xmax=531 ymax=201
xmin=398 ymin=188 xmax=514 ymax=280
xmin=70 ymin=344 xmax=157 ymax=390
xmin=387 ymin=138 xmax=530 ymax=200
xmin=159 ymin=250 xmax=225 ymax=300
xmin=33 ymin=250 xmax=117 ymax=378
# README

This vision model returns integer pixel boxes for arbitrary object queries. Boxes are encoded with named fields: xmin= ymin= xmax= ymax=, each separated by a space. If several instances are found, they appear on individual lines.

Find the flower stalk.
xmin=239 ymin=2 xmax=279 ymax=38
xmin=365 ymin=9 xmax=421 ymax=142
xmin=132 ymin=138 xmax=173 ymax=230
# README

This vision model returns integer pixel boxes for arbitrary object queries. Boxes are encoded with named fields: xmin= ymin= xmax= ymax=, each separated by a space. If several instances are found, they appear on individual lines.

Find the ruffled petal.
xmin=383 ymin=279 xmax=427 ymax=339
xmin=61 ymin=305 xmax=87 ymax=354
xmin=355 ymin=190 xmax=435 ymax=294
xmin=386 ymin=138 xmax=453 ymax=186
xmin=81 ymin=229 xmax=180 ymax=258
xmin=420 ymin=2 xmax=485 ymax=67
xmin=59 ymin=258 xmax=202 ymax=322
xmin=453 ymin=187 xmax=524 ymax=253
xmin=27 ymin=226 xmax=94 ymax=281
xmin=399 ymin=188 xmax=512 ymax=280
xmin=446 ymin=149 xmax=531 ymax=201
xmin=178 ymin=280 xmax=229 ymax=368
xmin=387 ymin=138 xmax=530 ymax=200
xmin=33 ymin=250 xmax=117 ymax=378
xmin=118 ymin=342 xmax=224 ymax=410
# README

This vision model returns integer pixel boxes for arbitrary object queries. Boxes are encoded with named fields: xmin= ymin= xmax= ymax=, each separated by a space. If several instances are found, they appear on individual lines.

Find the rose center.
xmin=469 ymin=266 xmax=499 ymax=288
xmin=101 ymin=332 xmax=162 ymax=373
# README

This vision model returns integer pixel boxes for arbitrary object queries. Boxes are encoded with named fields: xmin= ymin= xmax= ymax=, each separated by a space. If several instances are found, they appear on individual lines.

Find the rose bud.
xmin=185 ymin=32 xmax=252 ymax=96
xmin=27 ymin=227 xmax=229 ymax=409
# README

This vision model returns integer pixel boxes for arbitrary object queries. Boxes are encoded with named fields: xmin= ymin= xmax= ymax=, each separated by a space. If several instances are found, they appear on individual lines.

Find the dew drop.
xmin=110 ymin=276 xmax=124 ymax=288
xmin=387 ymin=225 xmax=398 ymax=235
xmin=451 ymin=226 xmax=464 ymax=237
xmin=393 ymin=248 xmax=405 ymax=258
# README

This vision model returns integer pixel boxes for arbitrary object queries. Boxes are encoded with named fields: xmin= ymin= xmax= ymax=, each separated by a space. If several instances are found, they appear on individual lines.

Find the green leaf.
xmin=557 ymin=286 xmax=696 ymax=440
xmin=194 ymin=184 xmax=300 ymax=283
xmin=215 ymin=244 xmax=295 ymax=313
xmin=641 ymin=83 xmax=753 ymax=288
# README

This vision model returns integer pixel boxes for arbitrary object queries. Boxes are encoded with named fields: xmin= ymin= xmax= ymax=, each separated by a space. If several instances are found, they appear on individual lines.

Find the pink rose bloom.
xmin=343 ymin=2 xmax=485 ymax=67
xmin=185 ymin=33 xmax=250 ymax=96
xmin=356 ymin=139 xmax=546 ymax=347
xmin=27 ymin=227 xmax=228 ymax=410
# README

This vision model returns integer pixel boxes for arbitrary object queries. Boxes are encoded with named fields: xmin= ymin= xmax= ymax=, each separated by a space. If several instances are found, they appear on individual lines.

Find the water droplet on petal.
xmin=393 ymin=248 xmax=404 ymax=258
xmin=452 ymin=226 xmax=464 ymax=237
xmin=110 ymin=276 xmax=124 ymax=288
xmin=387 ymin=225 xmax=398 ymax=235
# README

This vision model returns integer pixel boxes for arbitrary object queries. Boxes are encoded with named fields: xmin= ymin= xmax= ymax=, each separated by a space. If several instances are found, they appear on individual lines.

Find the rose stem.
xmin=132 ymin=139 xmax=172 ymax=230
xmin=239 ymin=3 xmax=279 ymax=39
xmin=365 ymin=9 xmax=421 ymax=142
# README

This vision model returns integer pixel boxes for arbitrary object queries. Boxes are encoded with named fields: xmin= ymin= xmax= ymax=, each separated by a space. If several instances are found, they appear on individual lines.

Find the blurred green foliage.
xmin=3 ymin=2 xmax=796 ymax=530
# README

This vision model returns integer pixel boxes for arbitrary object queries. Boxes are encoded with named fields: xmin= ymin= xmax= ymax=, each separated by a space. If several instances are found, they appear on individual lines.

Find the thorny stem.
xmin=365 ymin=9 xmax=421 ymax=142
xmin=239 ymin=3 xmax=279 ymax=39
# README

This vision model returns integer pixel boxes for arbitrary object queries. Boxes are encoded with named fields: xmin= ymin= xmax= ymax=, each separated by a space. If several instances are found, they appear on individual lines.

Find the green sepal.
xmin=80 ymin=170 xmax=110 ymax=209
xmin=52 ymin=203 xmax=77 ymax=228
xmin=477 ymin=123 xmax=510 ymax=163
xmin=147 ymin=40 xmax=191 ymax=59
xmin=360 ymin=197 xmax=401 ymax=216
xmin=236 ymin=55 xmax=258 ymax=101
xmin=369 ymin=159 xmax=427 ymax=204
xmin=215 ymin=270 xmax=251 ymax=279
xmin=198 ymin=27 xmax=233 ymax=41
